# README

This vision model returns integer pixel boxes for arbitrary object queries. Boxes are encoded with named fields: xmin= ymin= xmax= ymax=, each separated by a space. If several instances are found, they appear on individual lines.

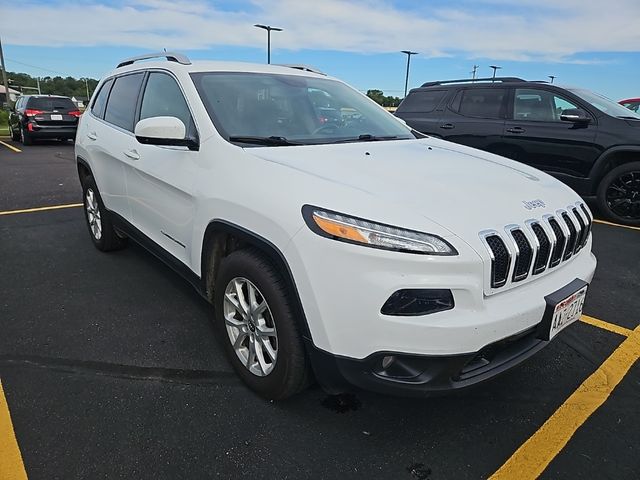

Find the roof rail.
xmin=276 ymin=64 xmax=326 ymax=75
xmin=117 ymin=52 xmax=191 ymax=68
xmin=420 ymin=77 xmax=525 ymax=87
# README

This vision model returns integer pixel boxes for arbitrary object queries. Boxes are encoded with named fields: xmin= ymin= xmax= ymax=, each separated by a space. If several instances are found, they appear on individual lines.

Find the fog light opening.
xmin=381 ymin=355 xmax=396 ymax=370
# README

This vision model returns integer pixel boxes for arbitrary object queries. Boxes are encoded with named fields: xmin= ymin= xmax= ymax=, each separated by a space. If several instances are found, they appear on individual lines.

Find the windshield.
xmin=191 ymin=72 xmax=414 ymax=145
xmin=569 ymin=89 xmax=640 ymax=119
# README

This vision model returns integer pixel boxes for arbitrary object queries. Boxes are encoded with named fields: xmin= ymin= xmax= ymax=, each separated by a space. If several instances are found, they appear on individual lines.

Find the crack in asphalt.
xmin=0 ymin=354 xmax=239 ymax=385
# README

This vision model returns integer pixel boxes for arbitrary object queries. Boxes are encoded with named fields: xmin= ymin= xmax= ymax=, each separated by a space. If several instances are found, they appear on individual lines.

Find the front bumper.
xmin=307 ymin=323 xmax=547 ymax=396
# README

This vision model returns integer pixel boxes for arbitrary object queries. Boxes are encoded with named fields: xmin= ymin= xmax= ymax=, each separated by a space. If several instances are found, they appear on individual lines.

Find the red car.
xmin=619 ymin=97 xmax=640 ymax=112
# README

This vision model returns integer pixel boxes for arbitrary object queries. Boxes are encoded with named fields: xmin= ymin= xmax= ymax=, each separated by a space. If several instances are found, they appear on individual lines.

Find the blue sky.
xmin=3 ymin=0 xmax=640 ymax=100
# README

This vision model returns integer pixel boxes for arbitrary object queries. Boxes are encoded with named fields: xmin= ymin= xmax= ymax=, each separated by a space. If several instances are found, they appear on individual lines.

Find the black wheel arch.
xmin=589 ymin=146 xmax=640 ymax=194
xmin=201 ymin=220 xmax=313 ymax=341
xmin=77 ymin=156 xmax=92 ymax=185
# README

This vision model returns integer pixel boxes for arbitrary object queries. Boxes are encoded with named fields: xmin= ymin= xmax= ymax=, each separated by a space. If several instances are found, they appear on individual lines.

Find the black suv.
xmin=9 ymin=95 xmax=81 ymax=145
xmin=396 ymin=77 xmax=640 ymax=225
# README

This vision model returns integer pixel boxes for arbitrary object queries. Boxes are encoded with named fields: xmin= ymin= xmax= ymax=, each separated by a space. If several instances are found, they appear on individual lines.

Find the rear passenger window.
xmin=104 ymin=73 xmax=144 ymax=131
xmin=453 ymin=88 xmax=506 ymax=119
xmin=397 ymin=90 xmax=446 ymax=113
xmin=139 ymin=73 xmax=192 ymax=131
xmin=91 ymin=79 xmax=113 ymax=119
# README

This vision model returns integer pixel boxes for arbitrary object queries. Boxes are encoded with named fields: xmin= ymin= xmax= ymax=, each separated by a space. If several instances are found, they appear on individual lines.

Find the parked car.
xmin=76 ymin=53 xmax=596 ymax=399
xmin=396 ymin=78 xmax=640 ymax=226
xmin=619 ymin=97 xmax=640 ymax=113
xmin=9 ymin=94 xmax=81 ymax=145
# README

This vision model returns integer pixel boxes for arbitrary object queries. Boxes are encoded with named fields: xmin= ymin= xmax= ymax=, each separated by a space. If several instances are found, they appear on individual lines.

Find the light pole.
xmin=254 ymin=24 xmax=283 ymax=64
xmin=548 ymin=75 xmax=556 ymax=84
xmin=401 ymin=50 xmax=418 ymax=98
xmin=471 ymin=64 xmax=479 ymax=81
xmin=489 ymin=65 xmax=502 ymax=82
xmin=83 ymin=78 xmax=90 ymax=99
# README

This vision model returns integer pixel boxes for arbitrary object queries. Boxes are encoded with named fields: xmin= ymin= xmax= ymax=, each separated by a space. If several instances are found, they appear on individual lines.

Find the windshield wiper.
xmin=329 ymin=134 xmax=402 ymax=144
xmin=228 ymin=135 xmax=301 ymax=146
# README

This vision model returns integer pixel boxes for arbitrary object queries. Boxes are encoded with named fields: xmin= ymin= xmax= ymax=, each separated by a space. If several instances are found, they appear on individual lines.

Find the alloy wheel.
xmin=606 ymin=170 xmax=640 ymax=220
xmin=223 ymin=277 xmax=278 ymax=377
xmin=85 ymin=188 xmax=103 ymax=240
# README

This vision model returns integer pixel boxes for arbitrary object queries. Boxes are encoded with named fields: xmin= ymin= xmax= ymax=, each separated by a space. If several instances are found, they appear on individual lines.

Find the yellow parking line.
xmin=0 ymin=203 xmax=83 ymax=216
xmin=0 ymin=140 xmax=21 ymax=153
xmin=593 ymin=219 xmax=640 ymax=232
xmin=490 ymin=325 xmax=640 ymax=480
xmin=0 ymin=380 xmax=28 ymax=480
xmin=580 ymin=315 xmax=633 ymax=337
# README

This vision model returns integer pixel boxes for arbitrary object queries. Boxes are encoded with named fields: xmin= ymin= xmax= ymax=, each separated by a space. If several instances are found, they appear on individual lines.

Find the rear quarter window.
xmin=452 ymin=88 xmax=507 ymax=119
xmin=104 ymin=73 xmax=144 ymax=132
xmin=91 ymin=79 xmax=114 ymax=119
xmin=397 ymin=90 xmax=446 ymax=113
xmin=27 ymin=97 xmax=75 ymax=112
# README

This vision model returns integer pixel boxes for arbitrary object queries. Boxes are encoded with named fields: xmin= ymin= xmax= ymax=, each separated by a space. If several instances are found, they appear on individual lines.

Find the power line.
xmin=5 ymin=57 xmax=67 ymax=75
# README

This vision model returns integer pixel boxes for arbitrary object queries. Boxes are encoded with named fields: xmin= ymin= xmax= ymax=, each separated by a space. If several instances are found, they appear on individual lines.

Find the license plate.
xmin=538 ymin=279 xmax=588 ymax=341
xmin=51 ymin=114 xmax=63 ymax=120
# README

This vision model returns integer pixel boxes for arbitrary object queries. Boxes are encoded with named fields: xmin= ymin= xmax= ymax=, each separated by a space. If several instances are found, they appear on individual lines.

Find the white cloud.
xmin=4 ymin=0 xmax=640 ymax=61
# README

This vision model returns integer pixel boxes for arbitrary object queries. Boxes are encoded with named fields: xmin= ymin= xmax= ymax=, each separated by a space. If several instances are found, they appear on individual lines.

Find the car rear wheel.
xmin=10 ymin=125 xmax=20 ymax=141
xmin=20 ymin=127 xmax=33 ymax=146
xmin=597 ymin=162 xmax=640 ymax=226
xmin=82 ymin=175 xmax=127 ymax=251
xmin=214 ymin=249 xmax=310 ymax=399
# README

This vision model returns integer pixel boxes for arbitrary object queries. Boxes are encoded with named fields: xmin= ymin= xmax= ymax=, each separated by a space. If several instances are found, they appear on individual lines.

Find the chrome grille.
xmin=530 ymin=223 xmax=551 ymax=275
xmin=547 ymin=217 xmax=565 ymax=268
xmin=480 ymin=203 xmax=592 ymax=292
xmin=484 ymin=234 xmax=511 ymax=288
xmin=562 ymin=212 xmax=577 ymax=260
xmin=510 ymin=229 xmax=533 ymax=282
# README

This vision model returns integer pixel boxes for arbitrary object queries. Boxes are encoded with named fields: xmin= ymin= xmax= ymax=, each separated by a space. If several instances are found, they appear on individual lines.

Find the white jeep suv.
xmin=75 ymin=53 xmax=597 ymax=399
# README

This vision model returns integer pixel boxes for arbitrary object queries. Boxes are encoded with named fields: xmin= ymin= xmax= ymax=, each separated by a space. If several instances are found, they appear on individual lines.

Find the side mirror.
xmin=134 ymin=116 xmax=199 ymax=150
xmin=560 ymin=108 xmax=591 ymax=124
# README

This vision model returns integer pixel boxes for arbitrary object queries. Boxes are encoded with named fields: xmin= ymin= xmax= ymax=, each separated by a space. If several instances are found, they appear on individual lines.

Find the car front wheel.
xmin=597 ymin=162 xmax=640 ymax=226
xmin=214 ymin=249 xmax=310 ymax=399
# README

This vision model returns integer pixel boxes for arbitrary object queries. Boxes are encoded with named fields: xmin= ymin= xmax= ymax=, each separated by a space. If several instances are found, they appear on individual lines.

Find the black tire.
xmin=10 ymin=125 xmax=19 ymax=141
xmin=81 ymin=175 xmax=128 ymax=251
xmin=20 ymin=127 xmax=33 ymax=146
xmin=596 ymin=162 xmax=640 ymax=226
xmin=214 ymin=249 xmax=311 ymax=399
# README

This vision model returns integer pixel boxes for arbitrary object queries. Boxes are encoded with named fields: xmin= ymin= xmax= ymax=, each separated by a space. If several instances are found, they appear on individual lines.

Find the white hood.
xmin=247 ymin=138 xmax=583 ymax=245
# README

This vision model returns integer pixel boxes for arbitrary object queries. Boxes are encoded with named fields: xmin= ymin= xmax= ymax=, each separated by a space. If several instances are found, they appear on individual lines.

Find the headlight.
xmin=302 ymin=206 xmax=457 ymax=255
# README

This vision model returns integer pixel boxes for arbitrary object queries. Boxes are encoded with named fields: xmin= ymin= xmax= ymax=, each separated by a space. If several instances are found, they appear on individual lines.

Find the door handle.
xmin=440 ymin=123 xmax=455 ymax=130
xmin=87 ymin=132 xmax=97 ymax=140
xmin=124 ymin=149 xmax=140 ymax=160
xmin=507 ymin=127 xmax=526 ymax=134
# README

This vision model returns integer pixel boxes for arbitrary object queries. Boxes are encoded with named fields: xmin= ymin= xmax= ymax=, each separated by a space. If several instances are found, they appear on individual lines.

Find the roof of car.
xmin=111 ymin=59 xmax=331 ymax=80
xmin=619 ymin=97 xmax=640 ymax=103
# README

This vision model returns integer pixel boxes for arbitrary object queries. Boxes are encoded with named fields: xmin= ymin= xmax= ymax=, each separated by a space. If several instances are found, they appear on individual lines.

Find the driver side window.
xmin=139 ymin=72 xmax=193 ymax=137
xmin=513 ymin=89 xmax=580 ymax=122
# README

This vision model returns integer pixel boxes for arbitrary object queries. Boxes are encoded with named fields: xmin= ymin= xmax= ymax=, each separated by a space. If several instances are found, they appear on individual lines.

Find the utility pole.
xmin=84 ymin=78 xmax=90 ymax=99
xmin=254 ymin=24 xmax=283 ymax=64
xmin=471 ymin=65 xmax=479 ymax=81
xmin=0 ymin=36 xmax=13 ymax=109
xmin=401 ymin=50 xmax=418 ymax=98
xmin=36 ymin=77 xmax=41 ymax=94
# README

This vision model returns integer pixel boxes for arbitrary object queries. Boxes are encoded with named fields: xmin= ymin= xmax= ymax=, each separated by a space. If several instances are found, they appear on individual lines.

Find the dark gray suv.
xmin=9 ymin=95 xmax=81 ymax=145
xmin=396 ymin=77 xmax=640 ymax=225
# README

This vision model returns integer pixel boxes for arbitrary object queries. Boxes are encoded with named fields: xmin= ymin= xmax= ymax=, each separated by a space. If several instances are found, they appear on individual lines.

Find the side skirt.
xmin=108 ymin=210 xmax=206 ymax=299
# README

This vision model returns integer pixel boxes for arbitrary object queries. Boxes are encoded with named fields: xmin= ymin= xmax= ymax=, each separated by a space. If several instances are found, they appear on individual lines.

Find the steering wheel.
xmin=312 ymin=124 xmax=340 ymax=135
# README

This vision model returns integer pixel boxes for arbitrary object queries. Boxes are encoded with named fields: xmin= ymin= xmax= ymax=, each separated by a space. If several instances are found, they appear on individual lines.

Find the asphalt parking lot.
xmin=0 ymin=139 xmax=638 ymax=480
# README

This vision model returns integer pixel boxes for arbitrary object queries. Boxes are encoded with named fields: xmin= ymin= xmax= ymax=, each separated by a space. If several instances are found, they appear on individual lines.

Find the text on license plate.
xmin=51 ymin=114 xmax=63 ymax=120
xmin=549 ymin=285 xmax=587 ymax=339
